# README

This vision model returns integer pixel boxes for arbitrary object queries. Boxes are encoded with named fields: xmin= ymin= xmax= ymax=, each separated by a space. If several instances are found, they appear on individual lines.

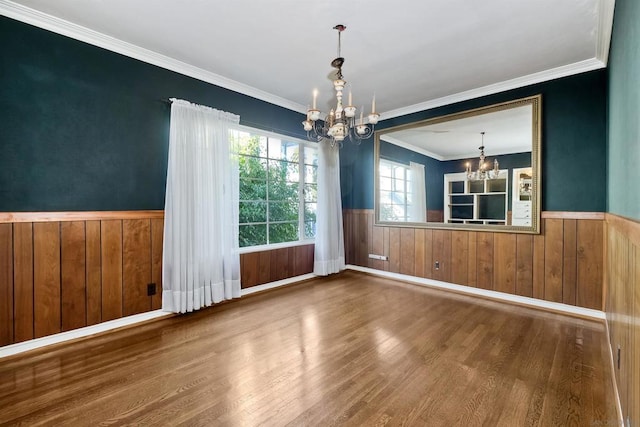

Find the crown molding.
xmin=596 ymin=0 xmax=616 ymax=65
xmin=380 ymin=135 xmax=445 ymax=161
xmin=381 ymin=131 xmax=531 ymax=161
xmin=1 ymin=0 xmax=613 ymax=120
xmin=0 ymin=0 xmax=308 ymax=114
xmin=381 ymin=58 xmax=606 ymax=120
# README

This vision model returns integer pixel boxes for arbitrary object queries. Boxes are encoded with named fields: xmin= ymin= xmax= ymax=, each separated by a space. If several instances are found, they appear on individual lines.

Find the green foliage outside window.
xmin=232 ymin=131 xmax=317 ymax=248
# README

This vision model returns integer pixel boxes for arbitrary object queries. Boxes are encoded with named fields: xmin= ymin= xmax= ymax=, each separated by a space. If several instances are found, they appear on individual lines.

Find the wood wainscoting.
xmin=605 ymin=213 xmax=640 ymax=425
xmin=240 ymin=245 xmax=314 ymax=289
xmin=0 ymin=211 xmax=314 ymax=347
xmin=343 ymin=210 xmax=604 ymax=310
xmin=0 ymin=211 xmax=165 ymax=347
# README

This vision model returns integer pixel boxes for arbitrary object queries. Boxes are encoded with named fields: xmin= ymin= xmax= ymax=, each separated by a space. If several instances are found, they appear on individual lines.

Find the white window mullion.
xmin=265 ymin=137 xmax=271 ymax=245
xmin=404 ymin=168 xmax=409 ymax=221
xmin=298 ymin=146 xmax=305 ymax=241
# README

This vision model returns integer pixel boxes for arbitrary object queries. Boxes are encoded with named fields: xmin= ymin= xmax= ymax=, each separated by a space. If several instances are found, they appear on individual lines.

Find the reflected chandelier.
xmin=302 ymin=25 xmax=380 ymax=147
xmin=465 ymin=132 xmax=500 ymax=180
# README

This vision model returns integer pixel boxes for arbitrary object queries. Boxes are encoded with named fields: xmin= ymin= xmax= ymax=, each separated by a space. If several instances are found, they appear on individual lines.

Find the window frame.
xmin=378 ymin=158 xmax=413 ymax=222
xmin=232 ymin=125 xmax=318 ymax=254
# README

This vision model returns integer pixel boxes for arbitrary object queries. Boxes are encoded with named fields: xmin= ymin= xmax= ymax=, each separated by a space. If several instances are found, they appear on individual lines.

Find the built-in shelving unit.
xmin=444 ymin=171 xmax=508 ymax=225
xmin=511 ymin=167 xmax=533 ymax=226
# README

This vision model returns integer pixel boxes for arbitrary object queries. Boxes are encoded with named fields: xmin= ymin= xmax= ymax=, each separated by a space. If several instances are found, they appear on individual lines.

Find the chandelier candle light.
xmin=465 ymin=132 xmax=500 ymax=180
xmin=302 ymin=25 xmax=380 ymax=147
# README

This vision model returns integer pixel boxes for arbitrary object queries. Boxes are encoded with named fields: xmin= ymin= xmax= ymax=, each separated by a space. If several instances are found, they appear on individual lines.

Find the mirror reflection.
xmin=374 ymin=95 xmax=541 ymax=233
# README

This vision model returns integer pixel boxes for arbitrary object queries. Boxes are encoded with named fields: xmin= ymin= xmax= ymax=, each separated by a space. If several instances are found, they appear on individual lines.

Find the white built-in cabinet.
xmin=444 ymin=171 xmax=508 ymax=225
xmin=511 ymin=167 xmax=533 ymax=226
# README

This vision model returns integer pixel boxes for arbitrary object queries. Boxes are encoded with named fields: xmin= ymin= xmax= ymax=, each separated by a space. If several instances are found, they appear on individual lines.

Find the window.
xmin=379 ymin=159 xmax=412 ymax=222
xmin=230 ymin=128 xmax=317 ymax=248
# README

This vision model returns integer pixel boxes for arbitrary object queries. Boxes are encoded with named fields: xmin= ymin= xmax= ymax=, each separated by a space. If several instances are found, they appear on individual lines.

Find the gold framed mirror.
xmin=374 ymin=95 xmax=541 ymax=233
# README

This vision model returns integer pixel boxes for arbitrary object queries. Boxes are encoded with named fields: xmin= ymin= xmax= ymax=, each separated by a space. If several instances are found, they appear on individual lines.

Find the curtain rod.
xmin=162 ymin=98 xmax=308 ymax=140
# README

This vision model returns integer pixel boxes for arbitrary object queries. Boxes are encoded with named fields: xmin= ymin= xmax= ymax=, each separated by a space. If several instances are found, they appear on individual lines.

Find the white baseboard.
xmin=240 ymin=273 xmax=317 ymax=296
xmin=0 ymin=310 xmax=172 ymax=359
xmin=604 ymin=319 xmax=625 ymax=427
xmin=0 ymin=273 xmax=317 ymax=359
xmin=346 ymin=264 xmax=606 ymax=320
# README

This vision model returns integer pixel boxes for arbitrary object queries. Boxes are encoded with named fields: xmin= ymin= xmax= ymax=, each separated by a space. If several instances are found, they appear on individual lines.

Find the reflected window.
xmin=379 ymin=159 xmax=413 ymax=222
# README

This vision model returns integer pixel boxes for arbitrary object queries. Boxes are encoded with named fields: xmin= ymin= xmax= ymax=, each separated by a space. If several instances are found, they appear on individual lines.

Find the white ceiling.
xmin=1 ymin=0 xmax=614 ymax=119
xmin=381 ymin=104 xmax=532 ymax=160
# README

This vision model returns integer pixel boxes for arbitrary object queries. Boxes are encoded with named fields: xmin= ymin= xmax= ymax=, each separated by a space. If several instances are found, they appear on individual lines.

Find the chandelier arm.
xmin=314 ymin=118 xmax=328 ymax=136
xmin=305 ymin=119 xmax=329 ymax=142
xmin=351 ymin=125 xmax=375 ymax=140
xmin=306 ymin=131 xmax=323 ymax=143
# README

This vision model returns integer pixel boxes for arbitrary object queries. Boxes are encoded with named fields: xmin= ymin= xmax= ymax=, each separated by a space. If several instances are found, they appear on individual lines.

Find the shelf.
xmin=444 ymin=171 xmax=509 ymax=225
xmin=450 ymin=195 xmax=474 ymax=201
xmin=450 ymin=181 xmax=465 ymax=194
xmin=447 ymin=220 xmax=507 ymax=225
xmin=486 ymin=179 xmax=507 ymax=193
xmin=478 ymin=194 xmax=506 ymax=220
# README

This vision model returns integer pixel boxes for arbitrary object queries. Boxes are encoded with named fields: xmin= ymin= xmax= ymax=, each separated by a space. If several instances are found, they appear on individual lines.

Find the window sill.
xmin=238 ymin=239 xmax=315 ymax=254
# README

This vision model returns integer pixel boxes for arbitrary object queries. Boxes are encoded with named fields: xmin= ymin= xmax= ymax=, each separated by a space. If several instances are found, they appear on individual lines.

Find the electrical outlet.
xmin=617 ymin=345 xmax=621 ymax=370
xmin=147 ymin=283 xmax=157 ymax=296
xmin=434 ymin=261 xmax=440 ymax=270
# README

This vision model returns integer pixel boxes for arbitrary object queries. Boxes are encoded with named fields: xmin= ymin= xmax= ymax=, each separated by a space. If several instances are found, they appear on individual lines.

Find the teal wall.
xmin=608 ymin=0 xmax=640 ymax=220
xmin=0 ymin=17 xmax=306 ymax=212
xmin=0 ymin=16 xmax=611 ymax=215
xmin=341 ymin=70 xmax=608 ymax=212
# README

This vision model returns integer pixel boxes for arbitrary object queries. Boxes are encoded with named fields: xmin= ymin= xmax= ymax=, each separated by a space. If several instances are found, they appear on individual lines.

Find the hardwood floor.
xmin=0 ymin=271 xmax=618 ymax=426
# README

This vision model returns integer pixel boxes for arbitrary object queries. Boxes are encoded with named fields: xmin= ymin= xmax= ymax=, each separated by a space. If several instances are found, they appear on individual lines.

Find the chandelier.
xmin=465 ymin=132 xmax=500 ymax=180
xmin=302 ymin=25 xmax=380 ymax=147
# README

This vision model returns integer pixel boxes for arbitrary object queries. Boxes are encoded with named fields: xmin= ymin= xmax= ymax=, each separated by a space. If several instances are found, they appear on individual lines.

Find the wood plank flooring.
xmin=0 ymin=271 xmax=618 ymax=426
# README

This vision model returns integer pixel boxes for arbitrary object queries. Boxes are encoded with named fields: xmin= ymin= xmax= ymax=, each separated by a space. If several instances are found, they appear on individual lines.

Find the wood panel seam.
xmin=84 ymin=221 xmax=88 ymax=327
xmin=30 ymin=222 xmax=34 ymax=340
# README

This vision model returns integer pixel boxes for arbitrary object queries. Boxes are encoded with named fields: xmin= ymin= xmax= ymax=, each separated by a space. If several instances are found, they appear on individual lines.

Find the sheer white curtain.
xmin=314 ymin=141 xmax=345 ymax=275
xmin=409 ymin=162 xmax=426 ymax=222
xmin=162 ymin=99 xmax=241 ymax=313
